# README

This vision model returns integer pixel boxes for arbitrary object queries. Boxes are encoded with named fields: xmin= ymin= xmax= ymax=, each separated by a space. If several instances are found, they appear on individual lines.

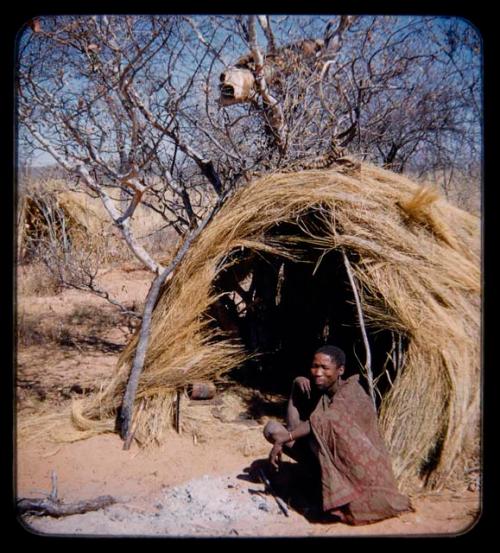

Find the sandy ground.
xmin=15 ymin=265 xmax=482 ymax=539
xmin=17 ymin=430 xmax=481 ymax=538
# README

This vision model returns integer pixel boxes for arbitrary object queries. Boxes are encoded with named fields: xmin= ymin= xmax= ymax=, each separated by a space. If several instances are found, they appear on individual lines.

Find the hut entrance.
xmin=210 ymin=222 xmax=402 ymax=400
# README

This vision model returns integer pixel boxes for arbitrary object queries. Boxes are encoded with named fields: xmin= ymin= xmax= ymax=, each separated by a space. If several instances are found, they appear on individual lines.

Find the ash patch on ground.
xmin=155 ymin=473 xmax=283 ymax=533
xmin=22 ymin=472 xmax=290 ymax=537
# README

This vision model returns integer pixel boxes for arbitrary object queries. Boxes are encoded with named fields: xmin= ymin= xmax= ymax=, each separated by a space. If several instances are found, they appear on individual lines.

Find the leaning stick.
xmin=175 ymin=389 xmax=181 ymax=434
xmin=119 ymin=203 xmax=221 ymax=444
xmin=123 ymin=398 xmax=145 ymax=450
xmin=257 ymin=467 xmax=289 ymax=517
xmin=342 ymin=251 xmax=377 ymax=409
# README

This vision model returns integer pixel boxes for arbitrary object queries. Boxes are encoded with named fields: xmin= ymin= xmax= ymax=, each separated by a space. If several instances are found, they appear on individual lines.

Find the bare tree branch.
xmin=257 ymin=15 xmax=277 ymax=53
xmin=119 ymin=196 xmax=224 ymax=441
xmin=247 ymin=15 xmax=286 ymax=154
xmin=23 ymin=122 xmax=163 ymax=273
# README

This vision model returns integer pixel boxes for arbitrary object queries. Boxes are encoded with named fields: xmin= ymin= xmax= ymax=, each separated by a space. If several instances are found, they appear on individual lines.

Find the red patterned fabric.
xmin=309 ymin=375 xmax=412 ymax=525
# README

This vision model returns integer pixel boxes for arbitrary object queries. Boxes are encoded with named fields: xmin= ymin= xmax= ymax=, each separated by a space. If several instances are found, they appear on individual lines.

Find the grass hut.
xmin=57 ymin=162 xmax=479 ymax=492
xmin=18 ymin=188 xmax=108 ymax=262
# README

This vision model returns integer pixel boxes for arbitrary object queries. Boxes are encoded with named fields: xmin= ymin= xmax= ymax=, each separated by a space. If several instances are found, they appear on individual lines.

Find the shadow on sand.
xmin=237 ymin=457 xmax=340 ymax=524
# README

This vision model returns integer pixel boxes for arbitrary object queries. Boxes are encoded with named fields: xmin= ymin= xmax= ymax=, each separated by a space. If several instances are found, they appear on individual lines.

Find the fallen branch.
xmin=18 ymin=468 xmax=117 ymax=517
xmin=18 ymin=495 xmax=116 ymax=518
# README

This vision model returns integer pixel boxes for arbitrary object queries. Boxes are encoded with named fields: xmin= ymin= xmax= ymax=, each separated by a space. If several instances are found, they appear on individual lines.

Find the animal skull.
xmin=219 ymin=66 xmax=257 ymax=106
xmin=219 ymin=39 xmax=324 ymax=107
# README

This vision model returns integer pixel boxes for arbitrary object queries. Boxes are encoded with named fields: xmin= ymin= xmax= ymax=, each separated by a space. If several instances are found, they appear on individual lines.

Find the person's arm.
xmin=272 ymin=420 xmax=312 ymax=445
xmin=287 ymin=376 xmax=311 ymax=430
xmin=269 ymin=421 xmax=312 ymax=469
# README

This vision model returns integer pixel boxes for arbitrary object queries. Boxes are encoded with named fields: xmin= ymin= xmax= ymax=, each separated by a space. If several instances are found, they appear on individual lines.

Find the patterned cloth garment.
xmin=310 ymin=375 xmax=413 ymax=525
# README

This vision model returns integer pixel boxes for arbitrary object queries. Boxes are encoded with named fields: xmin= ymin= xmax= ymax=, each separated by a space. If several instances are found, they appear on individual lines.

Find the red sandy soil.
xmin=17 ymin=432 xmax=481 ymax=538
xmin=15 ymin=265 xmax=481 ymax=538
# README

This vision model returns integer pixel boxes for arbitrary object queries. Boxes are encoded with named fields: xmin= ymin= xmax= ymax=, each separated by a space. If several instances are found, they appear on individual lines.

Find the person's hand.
xmin=293 ymin=376 xmax=311 ymax=398
xmin=269 ymin=442 xmax=283 ymax=470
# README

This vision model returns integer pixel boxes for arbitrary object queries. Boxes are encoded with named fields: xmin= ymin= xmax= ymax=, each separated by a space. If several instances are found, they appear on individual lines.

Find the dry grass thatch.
xmin=18 ymin=188 xmax=108 ymax=259
xmin=18 ymin=186 xmax=172 ymax=263
xmin=35 ymin=162 xmax=479 ymax=491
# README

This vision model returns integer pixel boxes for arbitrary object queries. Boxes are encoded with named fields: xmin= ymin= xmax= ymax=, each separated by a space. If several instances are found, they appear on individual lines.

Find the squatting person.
xmin=263 ymin=345 xmax=412 ymax=525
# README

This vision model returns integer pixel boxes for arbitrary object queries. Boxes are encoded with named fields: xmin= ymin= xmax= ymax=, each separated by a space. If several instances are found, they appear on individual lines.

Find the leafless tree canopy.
xmin=18 ymin=16 xmax=481 ymax=251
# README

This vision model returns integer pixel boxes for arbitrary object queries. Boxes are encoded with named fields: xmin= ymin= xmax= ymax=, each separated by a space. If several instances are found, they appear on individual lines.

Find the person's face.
xmin=310 ymin=353 xmax=344 ymax=392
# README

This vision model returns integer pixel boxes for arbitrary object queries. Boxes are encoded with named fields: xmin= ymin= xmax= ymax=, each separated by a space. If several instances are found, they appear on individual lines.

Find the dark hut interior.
xmin=209 ymin=216 xmax=405 ymax=402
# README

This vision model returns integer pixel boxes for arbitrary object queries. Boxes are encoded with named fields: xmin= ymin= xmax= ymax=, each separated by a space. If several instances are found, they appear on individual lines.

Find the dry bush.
xmin=444 ymin=176 xmax=481 ymax=215
xmin=17 ymin=262 xmax=61 ymax=297
xmin=17 ymin=304 xmax=126 ymax=352
xmin=138 ymin=226 xmax=180 ymax=263
xmin=66 ymin=305 xmax=123 ymax=331
xmin=414 ymin=168 xmax=481 ymax=216
xmin=17 ymin=311 xmax=73 ymax=349
xmin=17 ymin=312 xmax=46 ymax=347
xmin=99 ymin=228 xmax=138 ymax=267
